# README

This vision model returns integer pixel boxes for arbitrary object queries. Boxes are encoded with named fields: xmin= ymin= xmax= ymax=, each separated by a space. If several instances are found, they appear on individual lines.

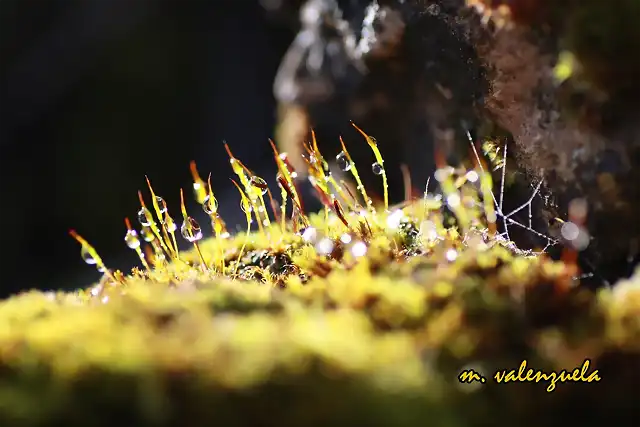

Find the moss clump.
xmin=1 ymin=127 xmax=639 ymax=426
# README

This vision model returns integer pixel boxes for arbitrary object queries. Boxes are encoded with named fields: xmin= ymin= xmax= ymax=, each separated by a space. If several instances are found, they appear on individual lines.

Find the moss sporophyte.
xmin=8 ymin=122 xmax=640 ymax=427
xmin=67 ymin=122 xmax=584 ymax=300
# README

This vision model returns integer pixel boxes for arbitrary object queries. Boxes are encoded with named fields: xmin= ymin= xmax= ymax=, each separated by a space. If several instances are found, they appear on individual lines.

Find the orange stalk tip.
xmin=124 ymin=217 xmax=132 ymax=230
xmin=268 ymin=138 xmax=279 ymax=155
xmin=189 ymin=160 xmax=201 ymax=178
xmin=223 ymin=142 xmax=234 ymax=158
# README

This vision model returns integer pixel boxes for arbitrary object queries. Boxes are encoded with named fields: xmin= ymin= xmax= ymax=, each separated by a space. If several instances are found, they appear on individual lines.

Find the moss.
xmin=2 ymin=127 xmax=639 ymax=426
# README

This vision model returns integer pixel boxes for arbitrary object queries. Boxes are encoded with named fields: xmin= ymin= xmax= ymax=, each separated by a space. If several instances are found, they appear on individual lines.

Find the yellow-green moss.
xmin=2 ymin=132 xmax=639 ymax=426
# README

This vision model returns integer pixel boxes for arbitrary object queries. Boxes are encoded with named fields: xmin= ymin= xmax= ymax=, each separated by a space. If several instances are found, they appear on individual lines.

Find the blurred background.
xmin=0 ymin=0 xmax=298 ymax=297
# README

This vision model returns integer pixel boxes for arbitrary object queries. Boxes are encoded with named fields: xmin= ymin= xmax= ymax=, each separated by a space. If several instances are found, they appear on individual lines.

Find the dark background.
xmin=0 ymin=0 xmax=297 ymax=297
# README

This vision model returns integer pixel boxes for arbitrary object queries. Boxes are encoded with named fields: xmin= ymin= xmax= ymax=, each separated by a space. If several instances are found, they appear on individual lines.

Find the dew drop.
xmin=249 ymin=176 xmax=268 ymax=196
xmin=137 ymin=208 xmax=152 ymax=226
xmin=124 ymin=230 xmax=141 ymax=249
xmin=560 ymin=222 xmax=580 ymax=241
xmin=240 ymin=198 xmax=253 ymax=213
xmin=315 ymin=238 xmax=335 ymax=256
xmin=386 ymin=209 xmax=405 ymax=229
xmin=351 ymin=241 xmax=368 ymax=257
xmin=180 ymin=217 xmax=203 ymax=242
xmin=340 ymin=233 xmax=352 ymax=244
xmin=465 ymin=170 xmax=479 ymax=183
xmin=420 ymin=220 xmax=439 ymax=242
xmin=202 ymin=194 xmax=219 ymax=215
xmin=336 ymin=151 xmax=352 ymax=171
xmin=426 ymin=3 xmax=440 ymax=15
xmin=446 ymin=193 xmax=461 ymax=208
xmin=141 ymin=226 xmax=155 ymax=242
xmin=97 ymin=265 xmax=106 ymax=273
xmin=164 ymin=216 xmax=177 ymax=233
xmin=445 ymin=248 xmax=458 ymax=262
xmin=155 ymin=196 xmax=167 ymax=214
xmin=372 ymin=162 xmax=383 ymax=175
xmin=80 ymin=247 xmax=97 ymax=265
xmin=300 ymin=226 xmax=318 ymax=243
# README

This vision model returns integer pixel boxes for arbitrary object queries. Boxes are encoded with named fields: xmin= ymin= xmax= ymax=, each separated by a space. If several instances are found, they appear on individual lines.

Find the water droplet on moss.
xmin=124 ymin=230 xmax=140 ymax=249
xmin=141 ymin=226 xmax=154 ymax=242
xmin=445 ymin=248 xmax=458 ymax=262
xmin=202 ymin=194 xmax=218 ymax=215
xmin=164 ymin=215 xmax=177 ymax=233
xmin=240 ymin=198 xmax=253 ymax=213
xmin=336 ymin=151 xmax=352 ymax=171
xmin=340 ymin=233 xmax=352 ymax=244
xmin=300 ymin=226 xmax=318 ymax=243
xmin=446 ymin=193 xmax=461 ymax=208
xmin=372 ymin=162 xmax=383 ymax=175
xmin=81 ymin=247 xmax=96 ymax=265
xmin=386 ymin=209 xmax=405 ymax=229
xmin=138 ymin=208 xmax=152 ymax=226
xmin=351 ymin=241 xmax=368 ymax=257
xmin=315 ymin=238 xmax=334 ymax=256
xmin=180 ymin=218 xmax=203 ymax=242
xmin=249 ymin=176 xmax=268 ymax=196
xmin=155 ymin=196 xmax=167 ymax=214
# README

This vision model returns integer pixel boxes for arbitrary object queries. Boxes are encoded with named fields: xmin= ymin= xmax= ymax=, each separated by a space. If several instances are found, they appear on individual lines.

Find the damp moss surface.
xmin=2 ymin=126 xmax=640 ymax=427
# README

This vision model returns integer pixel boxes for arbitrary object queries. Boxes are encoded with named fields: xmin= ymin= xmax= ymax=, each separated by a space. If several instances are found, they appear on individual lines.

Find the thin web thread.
xmin=465 ymin=130 xmax=559 ymax=254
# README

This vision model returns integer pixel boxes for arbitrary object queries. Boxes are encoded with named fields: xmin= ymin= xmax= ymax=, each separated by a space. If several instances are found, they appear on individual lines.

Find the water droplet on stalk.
xmin=164 ymin=215 xmax=177 ymax=233
xmin=249 ymin=176 xmax=268 ymax=196
xmin=372 ymin=162 xmax=383 ymax=175
xmin=141 ymin=226 xmax=154 ymax=242
xmin=202 ymin=194 xmax=219 ymax=215
xmin=81 ymin=247 xmax=96 ymax=265
xmin=138 ymin=208 xmax=152 ymax=226
xmin=124 ymin=230 xmax=141 ymax=249
xmin=155 ymin=196 xmax=167 ymax=214
xmin=240 ymin=198 xmax=253 ymax=213
xmin=180 ymin=218 xmax=203 ymax=242
xmin=336 ymin=151 xmax=352 ymax=171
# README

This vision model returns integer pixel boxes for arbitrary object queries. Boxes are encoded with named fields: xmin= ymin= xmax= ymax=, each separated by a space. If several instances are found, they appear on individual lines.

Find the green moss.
xmin=2 ymin=131 xmax=639 ymax=426
xmin=2 ymin=243 xmax=640 ymax=426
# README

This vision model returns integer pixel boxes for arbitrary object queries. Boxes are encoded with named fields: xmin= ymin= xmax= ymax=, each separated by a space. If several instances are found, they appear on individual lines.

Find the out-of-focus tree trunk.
xmin=468 ymin=0 xmax=640 ymax=284
xmin=268 ymin=0 xmax=640 ymax=285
